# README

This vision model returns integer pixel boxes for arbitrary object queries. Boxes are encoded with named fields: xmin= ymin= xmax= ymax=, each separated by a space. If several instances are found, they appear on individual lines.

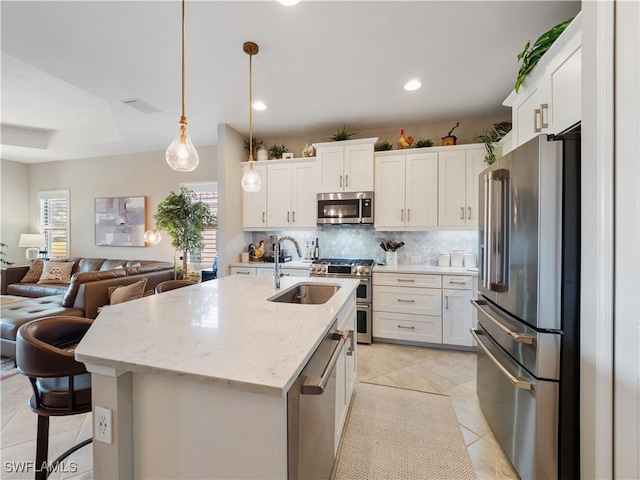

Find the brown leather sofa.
xmin=1 ymin=257 xmax=173 ymax=357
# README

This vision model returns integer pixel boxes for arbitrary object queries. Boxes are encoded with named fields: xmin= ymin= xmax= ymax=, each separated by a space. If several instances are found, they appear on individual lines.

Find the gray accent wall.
xmin=0 ymin=159 xmax=30 ymax=265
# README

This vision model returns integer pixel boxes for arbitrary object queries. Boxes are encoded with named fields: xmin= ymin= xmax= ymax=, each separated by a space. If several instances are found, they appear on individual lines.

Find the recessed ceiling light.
xmin=279 ymin=0 xmax=300 ymax=5
xmin=404 ymin=80 xmax=422 ymax=91
xmin=253 ymin=101 xmax=267 ymax=111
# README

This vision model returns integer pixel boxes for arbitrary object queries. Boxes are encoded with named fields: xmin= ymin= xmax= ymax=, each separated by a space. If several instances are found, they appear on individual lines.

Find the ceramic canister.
xmin=450 ymin=249 xmax=463 ymax=267
xmin=463 ymin=253 xmax=477 ymax=268
xmin=438 ymin=252 xmax=450 ymax=267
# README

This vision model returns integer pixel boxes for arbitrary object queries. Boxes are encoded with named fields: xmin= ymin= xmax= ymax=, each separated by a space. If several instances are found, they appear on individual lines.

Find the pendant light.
xmin=166 ymin=0 xmax=199 ymax=172
xmin=241 ymin=41 xmax=262 ymax=192
xmin=143 ymin=229 xmax=162 ymax=245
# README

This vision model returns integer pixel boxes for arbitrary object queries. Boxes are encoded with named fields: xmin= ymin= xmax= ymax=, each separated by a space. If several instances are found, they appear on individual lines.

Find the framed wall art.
xmin=95 ymin=196 xmax=146 ymax=246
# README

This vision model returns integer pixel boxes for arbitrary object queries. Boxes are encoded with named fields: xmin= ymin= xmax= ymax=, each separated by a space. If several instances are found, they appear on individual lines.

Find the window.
xmin=38 ymin=190 xmax=70 ymax=258
xmin=181 ymin=182 xmax=218 ymax=266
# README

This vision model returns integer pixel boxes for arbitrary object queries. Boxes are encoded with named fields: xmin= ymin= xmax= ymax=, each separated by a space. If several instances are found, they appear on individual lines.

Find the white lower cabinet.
xmin=373 ymin=272 xmax=476 ymax=347
xmin=335 ymin=302 xmax=357 ymax=450
xmin=257 ymin=267 xmax=310 ymax=277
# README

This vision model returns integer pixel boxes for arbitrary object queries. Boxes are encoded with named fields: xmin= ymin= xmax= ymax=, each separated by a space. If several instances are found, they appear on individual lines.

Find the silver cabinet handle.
xmin=448 ymin=280 xmax=467 ymax=285
xmin=347 ymin=329 xmax=355 ymax=356
xmin=345 ymin=174 xmax=349 ymax=187
xmin=262 ymin=212 xmax=265 ymax=223
xmin=471 ymin=299 xmax=533 ymax=344
xmin=397 ymin=278 xmax=415 ymax=283
xmin=292 ymin=211 xmax=295 ymax=223
xmin=407 ymin=208 xmax=410 ymax=222
xmin=460 ymin=207 xmax=464 ymax=220
xmin=470 ymin=328 xmax=532 ymax=390
xmin=237 ymin=271 xmax=251 ymax=275
xmin=287 ymin=211 xmax=290 ymax=222
xmin=401 ymin=209 xmax=404 ymax=221
xmin=397 ymin=298 xmax=415 ymax=303
xmin=301 ymin=331 xmax=346 ymax=395
xmin=340 ymin=175 xmax=343 ymax=188
xmin=540 ymin=103 xmax=549 ymax=128
xmin=398 ymin=325 xmax=415 ymax=330
xmin=445 ymin=296 xmax=449 ymax=309
xmin=534 ymin=108 xmax=542 ymax=132
xmin=468 ymin=206 xmax=471 ymax=220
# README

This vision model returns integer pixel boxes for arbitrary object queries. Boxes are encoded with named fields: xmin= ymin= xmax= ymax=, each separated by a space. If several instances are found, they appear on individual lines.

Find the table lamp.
xmin=19 ymin=234 xmax=45 ymax=262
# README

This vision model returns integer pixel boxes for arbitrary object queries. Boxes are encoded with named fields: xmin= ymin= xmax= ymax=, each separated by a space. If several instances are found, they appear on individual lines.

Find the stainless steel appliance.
xmin=317 ymin=192 xmax=374 ymax=224
xmin=473 ymin=130 xmax=580 ymax=479
xmin=310 ymin=258 xmax=374 ymax=343
xmin=287 ymin=320 xmax=346 ymax=480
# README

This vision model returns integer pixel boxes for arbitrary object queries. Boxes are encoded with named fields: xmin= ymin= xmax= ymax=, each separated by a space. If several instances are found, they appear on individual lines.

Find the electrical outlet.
xmin=94 ymin=406 xmax=113 ymax=444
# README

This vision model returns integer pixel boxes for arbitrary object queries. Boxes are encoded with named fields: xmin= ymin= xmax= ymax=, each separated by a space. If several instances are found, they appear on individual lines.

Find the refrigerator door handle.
xmin=483 ymin=173 xmax=491 ymax=290
xmin=489 ymin=169 xmax=510 ymax=293
xmin=471 ymin=299 xmax=534 ymax=344
xmin=470 ymin=328 xmax=532 ymax=390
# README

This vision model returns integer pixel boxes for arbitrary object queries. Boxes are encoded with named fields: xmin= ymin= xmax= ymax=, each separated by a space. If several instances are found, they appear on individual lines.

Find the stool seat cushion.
xmin=33 ymin=374 xmax=92 ymax=412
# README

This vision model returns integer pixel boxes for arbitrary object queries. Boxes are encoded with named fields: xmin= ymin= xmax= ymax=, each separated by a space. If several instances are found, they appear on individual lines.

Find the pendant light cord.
xmin=181 ymin=0 xmax=186 ymax=121
xmin=248 ymin=50 xmax=254 ymax=161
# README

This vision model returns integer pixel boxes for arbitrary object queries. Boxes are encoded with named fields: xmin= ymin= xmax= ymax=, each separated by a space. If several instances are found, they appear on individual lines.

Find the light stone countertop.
xmin=228 ymin=260 xmax=312 ymax=269
xmin=75 ymin=275 xmax=359 ymax=397
xmin=374 ymin=264 xmax=479 ymax=276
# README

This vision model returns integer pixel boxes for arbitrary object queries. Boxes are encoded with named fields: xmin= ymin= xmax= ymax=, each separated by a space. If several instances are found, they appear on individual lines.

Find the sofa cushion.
xmin=1 ymin=295 xmax=84 ymax=341
xmin=108 ymin=278 xmax=148 ymax=305
xmin=7 ymin=283 xmax=69 ymax=298
xmin=20 ymin=260 xmax=44 ymax=283
xmin=78 ymin=258 xmax=106 ymax=273
xmin=38 ymin=261 xmax=75 ymax=284
xmin=49 ymin=257 xmax=82 ymax=274
xmin=62 ymin=268 xmax=127 ymax=307
xmin=123 ymin=263 xmax=173 ymax=276
xmin=100 ymin=259 xmax=128 ymax=270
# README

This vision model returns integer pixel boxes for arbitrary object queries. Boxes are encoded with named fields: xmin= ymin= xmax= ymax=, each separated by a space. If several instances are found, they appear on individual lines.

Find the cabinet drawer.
xmin=442 ymin=275 xmax=473 ymax=290
xmin=229 ymin=267 xmax=256 ymax=275
xmin=373 ymin=273 xmax=442 ymax=288
xmin=373 ymin=285 xmax=442 ymax=316
xmin=373 ymin=311 xmax=442 ymax=344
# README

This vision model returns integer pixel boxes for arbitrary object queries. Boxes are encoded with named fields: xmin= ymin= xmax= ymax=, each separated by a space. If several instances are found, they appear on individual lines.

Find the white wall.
xmin=25 ymin=147 xmax=216 ymax=264
xmin=0 ymin=159 xmax=30 ymax=265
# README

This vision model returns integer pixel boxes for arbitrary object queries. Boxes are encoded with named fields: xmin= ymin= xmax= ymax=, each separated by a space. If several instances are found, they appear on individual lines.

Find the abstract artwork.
xmin=95 ymin=196 xmax=146 ymax=246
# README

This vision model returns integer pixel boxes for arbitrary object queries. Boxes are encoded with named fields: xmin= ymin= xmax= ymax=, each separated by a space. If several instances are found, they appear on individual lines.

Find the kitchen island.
xmin=75 ymin=274 xmax=359 ymax=479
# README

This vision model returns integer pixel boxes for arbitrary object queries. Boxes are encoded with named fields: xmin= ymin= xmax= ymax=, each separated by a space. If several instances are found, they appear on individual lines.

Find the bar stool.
xmin=154 ymin=279 xmax=196 ymax=294
xmin=16 ymin=316 xmax=94 ymax=480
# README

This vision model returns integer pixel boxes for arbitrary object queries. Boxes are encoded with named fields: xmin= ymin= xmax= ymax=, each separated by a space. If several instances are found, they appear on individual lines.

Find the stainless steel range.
xmin=310 ymin=258 xmax=374 ymax=344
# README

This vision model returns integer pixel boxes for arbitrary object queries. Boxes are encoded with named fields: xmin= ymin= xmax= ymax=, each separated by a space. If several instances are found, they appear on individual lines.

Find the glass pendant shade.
xmin=166 ymin=122 xmax=199 ymax=172
xmin=144 ymin=229 xmax=162 ymax=245
xmin=241 ymin=163 xmax=262 ymax=192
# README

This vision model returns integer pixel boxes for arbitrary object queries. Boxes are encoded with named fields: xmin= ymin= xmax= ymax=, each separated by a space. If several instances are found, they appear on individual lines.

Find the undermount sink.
xmin=268 ymin=283 xmax=341 ymax=305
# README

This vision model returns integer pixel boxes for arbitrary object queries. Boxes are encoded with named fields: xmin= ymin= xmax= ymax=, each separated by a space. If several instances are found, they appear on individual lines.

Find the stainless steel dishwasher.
xmin=287 ymin=320 xmax=346 ymax=480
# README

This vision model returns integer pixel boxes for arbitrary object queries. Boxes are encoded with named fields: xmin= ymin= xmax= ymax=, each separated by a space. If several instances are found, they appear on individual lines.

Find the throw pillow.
xmin=20 ymin=260 xmax=44 ymax=283
xmin=108 ymin=278 xmax=148 ymax=305
xmin=37 ymin=261 xmax=75 ymax=284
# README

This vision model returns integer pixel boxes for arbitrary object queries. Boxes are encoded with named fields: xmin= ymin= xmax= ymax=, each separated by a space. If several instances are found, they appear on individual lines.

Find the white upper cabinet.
xmin=242 ymin=163 xmax=267 ymax=229
xmin=242 ymin=159 xmax=317 ymax=231
xmin=374 ymin=151 xmax=438 ymax=230
xmin=266 ymin=160 xmax=317 ymax=229
xmin=504 ymin=13 xmax=581 ymax=150
xmin=313 ymin=138 xmax=377 ymax=193
xmin=438 ymin=147 xmax=485 ymax=228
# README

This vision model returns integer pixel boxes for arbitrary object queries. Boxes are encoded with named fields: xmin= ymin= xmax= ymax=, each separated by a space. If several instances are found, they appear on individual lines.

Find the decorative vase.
xmin=257 ymin=146 xmax=268 ymax=161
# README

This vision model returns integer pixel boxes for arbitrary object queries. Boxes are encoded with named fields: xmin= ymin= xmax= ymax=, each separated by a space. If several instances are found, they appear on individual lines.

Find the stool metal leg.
xmin=35 ymin=415 xmax=49 ymax=480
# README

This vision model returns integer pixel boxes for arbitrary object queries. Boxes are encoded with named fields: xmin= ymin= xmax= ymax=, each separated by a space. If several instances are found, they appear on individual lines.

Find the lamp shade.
xmin=18 ymin=234 xmax=45 ymax=248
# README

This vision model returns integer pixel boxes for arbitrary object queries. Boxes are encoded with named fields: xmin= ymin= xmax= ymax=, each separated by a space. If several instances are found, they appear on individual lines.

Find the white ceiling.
xmin=0 ymin=1 xmax=581 ymax=164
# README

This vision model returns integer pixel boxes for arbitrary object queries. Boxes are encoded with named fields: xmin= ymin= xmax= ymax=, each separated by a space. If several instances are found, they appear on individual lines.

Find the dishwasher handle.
xmin=301 ymin=331 xmax=346 ymax=395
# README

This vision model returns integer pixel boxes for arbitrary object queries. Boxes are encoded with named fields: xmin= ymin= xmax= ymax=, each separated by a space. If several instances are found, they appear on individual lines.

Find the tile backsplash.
xmin=250 ymin=226 xmax=477 ymax=265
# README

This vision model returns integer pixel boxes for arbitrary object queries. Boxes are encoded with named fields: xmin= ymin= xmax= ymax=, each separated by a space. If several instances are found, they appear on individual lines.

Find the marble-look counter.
xmin=374 ymin=264 xmax=479 ymax=276
xmin=75 ymin=275 xmax=358 ymax=396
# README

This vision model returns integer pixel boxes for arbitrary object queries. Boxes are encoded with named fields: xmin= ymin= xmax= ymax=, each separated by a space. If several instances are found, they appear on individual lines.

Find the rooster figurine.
xmin=399 ymin=129 xmax=414 ymax=149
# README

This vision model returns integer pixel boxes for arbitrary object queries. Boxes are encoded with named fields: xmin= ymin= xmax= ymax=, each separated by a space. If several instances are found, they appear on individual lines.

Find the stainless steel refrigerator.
xmin=472 ymin=130 xmax=580 ymax=479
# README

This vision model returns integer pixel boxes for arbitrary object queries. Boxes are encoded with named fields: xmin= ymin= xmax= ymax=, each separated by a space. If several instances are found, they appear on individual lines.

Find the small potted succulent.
xmin=267 ymin=144 xmax=287 ymax=160
xmin=414 ymin=138 xmax=434 ymax=148
xmin=374 ymin=140 xmax=393 ymax=152
xmin=330 ymin=125 xmax=355 ymax=141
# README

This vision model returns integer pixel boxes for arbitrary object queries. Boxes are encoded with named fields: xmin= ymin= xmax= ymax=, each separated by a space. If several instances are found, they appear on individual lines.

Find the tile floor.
xmin=1 ymin=343 xmax=518 ymax=479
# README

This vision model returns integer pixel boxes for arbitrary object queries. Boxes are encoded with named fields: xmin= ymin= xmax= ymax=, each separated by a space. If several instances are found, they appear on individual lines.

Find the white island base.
xmin=76 ymin=275 xmax=359 ymax=479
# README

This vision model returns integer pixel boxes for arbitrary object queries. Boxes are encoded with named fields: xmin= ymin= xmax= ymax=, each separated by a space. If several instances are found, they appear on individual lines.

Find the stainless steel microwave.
xmin=317 ymin=192 xmax=374 ymax=224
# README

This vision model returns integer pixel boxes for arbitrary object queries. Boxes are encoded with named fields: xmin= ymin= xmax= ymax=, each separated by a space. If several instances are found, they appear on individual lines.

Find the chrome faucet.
xmin=271 ymin=235 xmax=303 ymax=289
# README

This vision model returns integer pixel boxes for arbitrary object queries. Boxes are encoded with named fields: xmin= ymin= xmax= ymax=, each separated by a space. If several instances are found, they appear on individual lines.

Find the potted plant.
xmin=1 ymin=242 xmax=14 ymax=266
xmin=267 ymin=144 xmax=287 ymax=160
xmin=154 ymin=186 xmax=217 ymax=274
xmin=330 ymin=125 xmax=355 ymax=141
xmin=414 ymin=138 xmax=434 ymax=148
xmin=515 ymin=17 xmax=574 ymax=93
xmin=374 ymin=140 xmax=393 ymax=152
xmin=476 ymin=122 xmax=512 ymax=165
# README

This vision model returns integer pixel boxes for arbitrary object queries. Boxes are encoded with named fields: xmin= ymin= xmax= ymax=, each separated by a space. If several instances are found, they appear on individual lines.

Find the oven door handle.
xmin=471 ymin=299 xmax=533 ymax=344
xmin=301 ymin=332 xmax=346 ymax=395
xmin=470 ymin=329 xmax=532 ymax=391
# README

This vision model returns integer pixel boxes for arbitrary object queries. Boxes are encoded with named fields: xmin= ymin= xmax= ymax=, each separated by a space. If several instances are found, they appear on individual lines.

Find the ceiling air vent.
xmin=119 ymin=98 xmax=161 ymax=114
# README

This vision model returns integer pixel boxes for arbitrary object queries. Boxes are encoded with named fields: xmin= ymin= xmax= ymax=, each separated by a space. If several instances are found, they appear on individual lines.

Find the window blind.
xmin=38 ymin=190 xmax=70 ymax=258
